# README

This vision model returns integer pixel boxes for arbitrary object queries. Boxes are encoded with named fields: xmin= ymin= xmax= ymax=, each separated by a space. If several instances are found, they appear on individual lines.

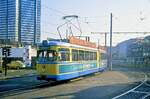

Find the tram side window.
xmin=91 ymin=52 xmax=94 ymax=60
xmin=87 ymin=52 xmax=91 ymax=60
xmin=93 ymin=52 xmax=97 ymax=60
xmin=72 ymin=49 xmax=78 ymax=61
xmin=59 ymin=48 xmax=70 ymax=61
xmin=90 ymin=52 xmax=93 ymax=60
xmin=77 ymin=50 xmax=97 ymax=61
xmin=84 ymin=51 xmax=89 ymax=60
xmin=85 ymin=51 xmax=95 ymax=60
xmin=88 ymin=52 xmax=97 ymax=60
xmin=79 ymin=50 xmax=84 ymax=61
xmin=47 ymin=50 xmax=58 ymax=61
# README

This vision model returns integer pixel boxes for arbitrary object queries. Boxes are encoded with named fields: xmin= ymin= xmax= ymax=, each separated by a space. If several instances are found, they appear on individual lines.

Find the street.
xmin=0 ymin=65 xmax=149 ymax=99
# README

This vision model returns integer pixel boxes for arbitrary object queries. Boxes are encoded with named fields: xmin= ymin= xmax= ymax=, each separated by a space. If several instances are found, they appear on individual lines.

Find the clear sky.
xmin=41 ymin=0 xmax=150 ymax=46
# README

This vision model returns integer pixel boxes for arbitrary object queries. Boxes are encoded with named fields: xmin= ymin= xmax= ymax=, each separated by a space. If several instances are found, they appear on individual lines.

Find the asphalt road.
xmin=0 ymin=74 xmax=48 ymax=97
xmin=0 ymin=65 xmax=150 ymax=99
xmin=111 ymin=65 xmax=150 ymax=99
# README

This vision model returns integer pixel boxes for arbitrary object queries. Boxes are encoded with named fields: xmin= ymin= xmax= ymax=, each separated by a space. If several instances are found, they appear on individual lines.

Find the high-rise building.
xmin=0 ymin=0 xmax=41 ymax=44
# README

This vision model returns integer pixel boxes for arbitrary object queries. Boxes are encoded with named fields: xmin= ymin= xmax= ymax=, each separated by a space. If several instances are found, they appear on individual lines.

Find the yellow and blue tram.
xmin=36 ymin=40 xmax=106 ymax=81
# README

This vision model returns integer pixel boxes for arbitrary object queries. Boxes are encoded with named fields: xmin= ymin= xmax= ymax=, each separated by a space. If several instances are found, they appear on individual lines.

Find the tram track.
xmin=1 ymin=69 xmax=150 ymax=99
xmin=112 ymin=73 xmax=150 ymax=99
xmin=0 ymin=72 xmax=101 ymax=98
xmin=0 ymin=76 xmax=83 ymax=98
xmin=0 ymin=81 xmax=52 ymax=98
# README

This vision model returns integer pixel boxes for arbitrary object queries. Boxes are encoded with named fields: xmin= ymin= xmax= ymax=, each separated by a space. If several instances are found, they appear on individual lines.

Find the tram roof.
xmin=40 ymin=40 xmax=98 ymax=51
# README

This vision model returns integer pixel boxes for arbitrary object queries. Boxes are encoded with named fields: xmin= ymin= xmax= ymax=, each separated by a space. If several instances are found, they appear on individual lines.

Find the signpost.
xmin=2 ymin=46 xmax=11 ymax=76
xmin=109 ymin=13 xmax=113 ymax=71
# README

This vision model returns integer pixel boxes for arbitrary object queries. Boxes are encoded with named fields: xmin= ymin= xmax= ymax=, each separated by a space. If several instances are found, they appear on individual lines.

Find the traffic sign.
xmin=2 ymin=47 xmax=11 ymax=57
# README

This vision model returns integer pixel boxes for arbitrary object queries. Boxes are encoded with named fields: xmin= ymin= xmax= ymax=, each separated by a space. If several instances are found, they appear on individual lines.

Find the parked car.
xmin=7 ymin=61 xmax=25 ymax=69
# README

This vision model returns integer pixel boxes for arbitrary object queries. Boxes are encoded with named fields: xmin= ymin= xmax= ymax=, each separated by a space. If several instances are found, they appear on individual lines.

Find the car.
xmin=7 ymin=61 xmax=25 ymax=69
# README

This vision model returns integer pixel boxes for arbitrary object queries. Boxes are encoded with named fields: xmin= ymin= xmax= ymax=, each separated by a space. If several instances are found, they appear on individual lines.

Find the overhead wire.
xmin=42 ymin=4 xmax=66 ymax=37
xmin=42 ymin=4 xmax=67 ymax=16
xmin=42 ymin=5 xmax=107 ymax=38
xmin=41 ymin=31 xmax=58 ymax=36
xmin=42 ymin=4 xmax=150 ymax=40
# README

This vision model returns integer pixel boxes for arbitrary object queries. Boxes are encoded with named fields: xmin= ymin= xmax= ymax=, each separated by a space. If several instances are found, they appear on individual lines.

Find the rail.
xmin=112 ymin=73 xmax=150 ymax=99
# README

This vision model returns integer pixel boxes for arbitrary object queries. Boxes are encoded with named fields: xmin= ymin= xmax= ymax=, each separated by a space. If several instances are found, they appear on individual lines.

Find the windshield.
xmin=37 ymin=50 xmax=58 ymax=61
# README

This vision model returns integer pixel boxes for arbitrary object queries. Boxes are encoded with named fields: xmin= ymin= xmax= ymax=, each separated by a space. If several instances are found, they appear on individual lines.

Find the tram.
xmin=36 ymin=40 xmax=106 ymax=81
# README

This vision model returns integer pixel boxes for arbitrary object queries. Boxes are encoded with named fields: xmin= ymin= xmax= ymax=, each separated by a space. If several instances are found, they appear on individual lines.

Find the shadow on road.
xmin=29 ymin=83 xmax=139 ymax=99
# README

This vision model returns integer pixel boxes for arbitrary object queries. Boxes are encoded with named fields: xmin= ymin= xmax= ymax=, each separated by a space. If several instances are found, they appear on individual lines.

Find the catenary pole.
xmin=109 ymin=13 xmax=113 ymax=71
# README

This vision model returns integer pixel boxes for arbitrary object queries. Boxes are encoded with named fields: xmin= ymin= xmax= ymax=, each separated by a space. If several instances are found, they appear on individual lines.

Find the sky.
xmin=41 ymin=0 xmax=150 ymax=46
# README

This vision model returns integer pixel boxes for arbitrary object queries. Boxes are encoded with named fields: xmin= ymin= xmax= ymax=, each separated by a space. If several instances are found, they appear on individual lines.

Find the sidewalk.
xmin=0 ymin=69 xmax=36 ymax=80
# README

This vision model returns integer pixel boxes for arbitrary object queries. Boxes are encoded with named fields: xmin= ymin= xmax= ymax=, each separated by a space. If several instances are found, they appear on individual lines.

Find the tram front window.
xmin=37 ymin=50 xmax=46 ymax=58
xmin=37 ymin=50 xmax=58 ymax=61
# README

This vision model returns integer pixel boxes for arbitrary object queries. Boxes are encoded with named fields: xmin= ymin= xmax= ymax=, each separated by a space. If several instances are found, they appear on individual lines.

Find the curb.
xmin=0 ymin=73 xmax=36 ymax=80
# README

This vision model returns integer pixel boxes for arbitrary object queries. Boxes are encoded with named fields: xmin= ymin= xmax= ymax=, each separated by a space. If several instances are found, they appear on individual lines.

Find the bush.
xmin=7 ymin=61 xmax=25 ymax=69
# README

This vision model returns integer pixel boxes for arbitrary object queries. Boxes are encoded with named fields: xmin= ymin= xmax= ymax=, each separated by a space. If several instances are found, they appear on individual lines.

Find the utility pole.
xmin=91 ymin=32 xmax=107 ymax=47
xmin=109 ymin=13 xmax=113 ymax=71
xmin=105 ymin=33 xmax=107 ymax=48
